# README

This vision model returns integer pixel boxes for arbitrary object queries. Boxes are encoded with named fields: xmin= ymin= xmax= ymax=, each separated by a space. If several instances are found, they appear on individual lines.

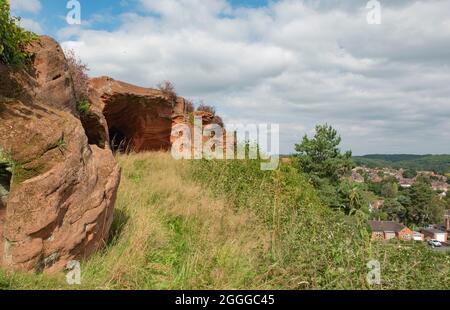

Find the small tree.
xmin=383 ymin=198 xmax=407 ymax=221
xmin=403 ymin=178 xmax=444 ymax=226
xmin=157 ymin=80 xmax=177 ymax=107
xmin=295 ymin=124 xmax=353 ymax=183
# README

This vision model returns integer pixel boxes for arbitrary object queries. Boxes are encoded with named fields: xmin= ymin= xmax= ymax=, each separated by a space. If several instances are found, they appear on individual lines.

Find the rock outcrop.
xmin=0 ymin=35 xmax=225 ymax=273
xmin=87 ymin=78 xmax=226 ymax=155
xmin=88 ymin=77 xmax=187 ymax=152
xmin=0 ymin=36 xmax=120 ymax=272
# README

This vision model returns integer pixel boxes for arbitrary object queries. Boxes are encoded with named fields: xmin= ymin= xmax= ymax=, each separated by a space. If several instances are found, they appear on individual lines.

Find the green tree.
xmin=0 ymin=0 xmax=37 ymax=66
xmin=403 ymin=169 xmax=417 ymax=179
xmin=295 ymin=124 xmax=352 ymax=183
xmin=336 ymin=180 xmax=370 ymax=213
xmin=430 ymin=196 xmax=446 ymax=224
xmin=383 ymin=198 xmax=406 ymax=221
xmin=404 ymin=179 xmax=445 ymax=226
xmin=380 ymin=181 xmax=398 ymax=198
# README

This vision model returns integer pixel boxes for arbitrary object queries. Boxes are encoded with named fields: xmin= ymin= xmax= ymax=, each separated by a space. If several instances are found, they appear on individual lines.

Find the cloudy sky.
xmin=10 ymin=0 xmax=450 ymax=155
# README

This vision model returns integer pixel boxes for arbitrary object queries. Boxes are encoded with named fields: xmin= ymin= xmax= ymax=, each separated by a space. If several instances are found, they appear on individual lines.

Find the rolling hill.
xmin=352 ymin=154 xmax=450 ymax=174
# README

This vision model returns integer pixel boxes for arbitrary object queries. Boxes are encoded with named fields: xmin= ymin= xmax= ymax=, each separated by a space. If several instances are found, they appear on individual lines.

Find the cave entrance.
xmin=109 ymin=127 xmax=128 ymax=153
xmin=0 ymin=162 xmax=12 ymax=260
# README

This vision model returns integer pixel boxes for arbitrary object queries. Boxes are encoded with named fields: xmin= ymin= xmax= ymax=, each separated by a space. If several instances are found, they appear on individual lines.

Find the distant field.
xmin=352 ymin=154 xmax=450 ymax=174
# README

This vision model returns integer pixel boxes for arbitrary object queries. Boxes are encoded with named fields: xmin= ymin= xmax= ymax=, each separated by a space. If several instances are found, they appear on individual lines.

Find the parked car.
xmin=428 ymin=239 xmax=442 ymax=247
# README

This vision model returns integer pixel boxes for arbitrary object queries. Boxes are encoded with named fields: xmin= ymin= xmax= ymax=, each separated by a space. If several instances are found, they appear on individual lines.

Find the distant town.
xmin=351 ymin=167 xmax=449 ymax=197
xmin=350 ymin=166 xmax=449 ymax=249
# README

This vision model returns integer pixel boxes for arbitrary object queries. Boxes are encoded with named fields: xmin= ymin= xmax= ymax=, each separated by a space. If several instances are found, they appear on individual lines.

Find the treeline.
xmin=353 ymin=154 xmax=450 ymax=175
xmin=294 ymin=124 xmax=450 ymax=227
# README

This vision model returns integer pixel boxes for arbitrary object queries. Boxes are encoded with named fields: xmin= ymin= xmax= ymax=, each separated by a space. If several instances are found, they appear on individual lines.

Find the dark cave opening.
xmin=109 ymin=127 xmax=128 ymax=153
xmin=80 ymin=113 xmax=107 ymax=149
xmin=0 ymin=162 xmax=12 ymax=254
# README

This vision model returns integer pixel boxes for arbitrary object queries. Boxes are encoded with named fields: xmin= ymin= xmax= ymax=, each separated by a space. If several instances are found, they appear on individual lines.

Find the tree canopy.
xmin=295 ymin=124 xmax=352 ymax=183
xmin=0 ymin=0 xmax=37 ymax=66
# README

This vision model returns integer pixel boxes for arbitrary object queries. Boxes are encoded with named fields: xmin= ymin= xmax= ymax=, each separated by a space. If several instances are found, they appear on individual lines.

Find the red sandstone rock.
xmin=89 ymin=77 xmax=181 ymax=152
xmin=0 ymin=36 xmax=120 ymax=272
xmin=88 ymin=77 xmax=228 ymax=155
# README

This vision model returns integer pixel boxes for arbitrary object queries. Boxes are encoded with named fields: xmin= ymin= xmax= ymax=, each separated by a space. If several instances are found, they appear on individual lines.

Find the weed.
xmin=76 ymin=99 xmax=90 ymax=115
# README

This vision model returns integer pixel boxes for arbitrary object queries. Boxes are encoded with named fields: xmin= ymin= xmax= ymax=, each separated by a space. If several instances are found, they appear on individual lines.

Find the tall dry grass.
xmin=1 ymin=152 xmax=271 ymax=289
xmin=1 ymin=152 xmax=448 ymax=290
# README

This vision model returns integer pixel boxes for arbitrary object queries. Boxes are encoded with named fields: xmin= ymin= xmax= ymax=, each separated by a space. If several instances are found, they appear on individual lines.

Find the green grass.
xmin=76 ymin=99 xmax=91 ymax=115
xmin=187 ymin=157 xmax=450 ymax=289
xmin=0 ymin=152 xmax=449 ymax=289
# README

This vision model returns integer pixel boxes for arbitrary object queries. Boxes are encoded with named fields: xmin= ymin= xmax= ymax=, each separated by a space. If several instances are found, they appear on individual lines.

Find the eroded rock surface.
xmin=89 ymin=77 xmax=186 ymax=152
xmin=0 ymin=36 xmax=120 ymax=272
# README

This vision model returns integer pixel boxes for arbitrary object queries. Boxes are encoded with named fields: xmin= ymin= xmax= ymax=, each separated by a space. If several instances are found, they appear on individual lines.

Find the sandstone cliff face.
xmin=0 ymin=36 xmax=120 ymax=272
xmin=0 ymin=35 xmax=225 ymax=273
xmin=88 ymin=77 xmax=187 ymax=153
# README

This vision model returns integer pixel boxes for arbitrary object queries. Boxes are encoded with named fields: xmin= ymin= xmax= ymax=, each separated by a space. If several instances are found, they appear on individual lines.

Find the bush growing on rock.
xmin=65 ymin=49 xmax=90 ymax=112
xmin=76 ymin=98 xmax=90 ymax=115
xmin=196 ymin=101 xmax=216 ymax=115
xmin=0 ymin=0 xmax=37 ymax=66
xmin=184 ymin=99 xmax=195 ymax=113
xmin=157 ymin=80 xmax=177 ymax=107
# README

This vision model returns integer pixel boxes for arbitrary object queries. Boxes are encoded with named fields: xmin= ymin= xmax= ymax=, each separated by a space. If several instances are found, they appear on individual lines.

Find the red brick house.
xmin=369 ymin=220 xmax=413 ymax=241
xmin=421 ymin=228 xmax=448 ymax=242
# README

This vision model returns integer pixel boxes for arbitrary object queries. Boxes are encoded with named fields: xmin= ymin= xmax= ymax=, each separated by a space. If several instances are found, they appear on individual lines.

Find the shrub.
xmin=196 ymin=101 xmax=216 ymax=115
xmin=66 ymin=49 xmax=90 ymax=102
xmin=0 ymin=0 xmax=37 ymax=66
xmin=66 ymin=49 xmax=91 ymax=115
xmin=189 ymin=157 xmax=450 ymax=289
xmin=157 ymin=80 xmax=177 ymax=107
xmin=184 ymin=99 xmax=195 ymax=113
xmin=76 ymin=99 xmax=90 ymax=115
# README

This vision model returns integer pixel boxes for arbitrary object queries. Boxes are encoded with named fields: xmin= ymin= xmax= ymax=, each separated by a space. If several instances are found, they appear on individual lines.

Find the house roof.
xmin=421 ymin=228 xmax=446 ymax=234
xmin=369 ymin=221 xmax=406 ymax=232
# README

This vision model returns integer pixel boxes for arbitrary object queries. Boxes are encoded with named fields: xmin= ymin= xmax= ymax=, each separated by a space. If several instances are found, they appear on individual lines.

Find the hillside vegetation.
xmin=0 ymin=0 xmax=37 ymax=66
xmin=0 ymin=152 xmax=449 ymax=289
xmin=353 ymin=154 xmax=450 ymax=174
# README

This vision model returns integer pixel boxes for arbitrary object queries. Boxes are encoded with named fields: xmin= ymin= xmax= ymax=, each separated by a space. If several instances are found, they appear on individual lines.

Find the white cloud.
xmin=10 ymin=0 xmax=42 ymax=14
xmin=61 ymin=0 xmax=450 ymax=154
xmin=18 ymin=17 xmax=43 ymax=33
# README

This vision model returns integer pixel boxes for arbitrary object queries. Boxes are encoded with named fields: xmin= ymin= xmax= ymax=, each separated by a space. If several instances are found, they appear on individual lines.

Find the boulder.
xmin=0 ymin=36 xmax=120 ymax=272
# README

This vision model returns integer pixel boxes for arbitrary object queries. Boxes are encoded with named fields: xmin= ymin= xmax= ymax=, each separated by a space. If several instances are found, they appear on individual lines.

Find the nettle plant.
xmin=0 ymin=0 xmax=37 ymax=66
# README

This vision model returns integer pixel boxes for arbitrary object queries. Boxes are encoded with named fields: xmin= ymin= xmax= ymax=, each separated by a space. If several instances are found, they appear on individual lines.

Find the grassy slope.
xmin=1 ymin=152 xmax=449 ymax=289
